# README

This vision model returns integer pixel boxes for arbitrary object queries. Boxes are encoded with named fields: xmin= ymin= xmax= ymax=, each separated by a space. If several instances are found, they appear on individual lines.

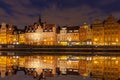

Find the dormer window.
xmin=74 ymin=30 xmax=78 ymax=32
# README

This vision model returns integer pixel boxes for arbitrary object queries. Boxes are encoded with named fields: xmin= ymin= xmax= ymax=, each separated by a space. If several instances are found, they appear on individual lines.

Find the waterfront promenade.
xmin=0 ymin=44 xmax=120 ymax=56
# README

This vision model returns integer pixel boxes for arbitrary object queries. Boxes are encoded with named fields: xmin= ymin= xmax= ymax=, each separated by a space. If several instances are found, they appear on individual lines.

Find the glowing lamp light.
xmin=111 ymin=57 xmax=116 ymax=60
xmin=116 ymin=39 xmax=118 ymax=42
xmin=94 ymin=61 xmax=98 ymax=64
xmin=43 ymin=60 xmax=46 ymax=62
xmin=44 ymin=39 xmax=46 ymax=41
xmin=94 ymin=38 xmax=97 ymax=41
xmin=115 ymin=61 xmax=118 ymax=64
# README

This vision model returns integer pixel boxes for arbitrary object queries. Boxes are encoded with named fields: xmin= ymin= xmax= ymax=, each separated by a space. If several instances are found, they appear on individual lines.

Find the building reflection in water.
xmin=0 ymin=54 xmax=119 ymax=80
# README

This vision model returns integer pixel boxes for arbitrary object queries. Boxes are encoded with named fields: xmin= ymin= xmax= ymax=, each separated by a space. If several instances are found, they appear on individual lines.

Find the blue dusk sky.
xmin=0 ymin=0 xmax=120 ymax=28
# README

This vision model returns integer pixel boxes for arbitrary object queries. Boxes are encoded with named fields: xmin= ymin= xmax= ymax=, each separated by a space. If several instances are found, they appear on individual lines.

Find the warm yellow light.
xmin=115 ymin=61 xmax=118 ymax=64
xmin=68 ymin=38 xmax=71 ymax=41
xmin=94 ymin=61 xmax=97 ymax=63
xmin=43 ymin=60 xmax=46 ymax=62
xmin=51 ymin=38 xmax=53 ymax=40
xmin=116 ymin=39 xmax=118 ymax=42
xmin=44 ymin=39 xmax=46 ymax=41
xmin=13 ymin=60 xmax=16 ymax=62
xmin=60 ymin=56 xmax=68 ymax=60
xmin=67 ymin=60 xmax=71 ymax=64
xmin=50 ymin=61 xmax=53 ymax=63
xmin=112 ymin=57 xmax=116 ymax=60
xmin=94 ymin=38 xmax=97 ymax=41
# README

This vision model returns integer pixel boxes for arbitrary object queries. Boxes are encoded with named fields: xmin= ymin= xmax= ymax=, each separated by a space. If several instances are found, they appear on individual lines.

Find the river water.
xmin=0 ymin=53 xmax=119 ymax=80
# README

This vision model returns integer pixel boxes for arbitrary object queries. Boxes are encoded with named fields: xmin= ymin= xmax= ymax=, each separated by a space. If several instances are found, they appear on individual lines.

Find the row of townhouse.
xmin=0 ymin=15 xmax=120 ymax=46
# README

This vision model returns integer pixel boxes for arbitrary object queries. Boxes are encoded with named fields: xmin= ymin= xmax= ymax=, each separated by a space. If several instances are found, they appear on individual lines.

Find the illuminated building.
xmin=7 ymin=24 xmax=16 ymax=44
xmin=18 ymin=30 xmax=26 ymax=44
xmin=57 ymin=26 xmax=80 ymax=46
xmin=104 ymin=15 xmax=120 ymax=45
xmin=0 ymin=23 xmax=17 ymax=44
xmin=25 ymin=18 xmax=57 ymax=45
xmin=57 ymin=26 xmax=68 ymax=45
xmin=0 ymin=15 xmax=119 ymax=46
xmin=0 ymin=22 xmax=7 ymax=44
xmin=12 ymin=30 xmax=19 ymax=44
xmin=79 ymin=23 xmax=92 ymax=45
xmin=92 ymin=19 xmax=104 ymax=45
xmin=67 ymin=26 xmax=80 ymax=45
xmin=42 ymin=24 xmax=57 ymax=45
xmin=92 ymin=15 xmax=120 ymax=45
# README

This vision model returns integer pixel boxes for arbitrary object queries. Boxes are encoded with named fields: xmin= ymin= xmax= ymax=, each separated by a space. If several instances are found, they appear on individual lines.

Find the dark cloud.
xmin=41 ymin=5 xmax=107 ymax=26
xmin=100 ymin=0 xmax=119 ymax=5
xmin=0 ymin=0 xmax=119 ymax=29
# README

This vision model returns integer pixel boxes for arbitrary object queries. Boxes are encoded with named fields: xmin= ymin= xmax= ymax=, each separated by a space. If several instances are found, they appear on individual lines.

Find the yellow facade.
xmin=92 ymin=15 xmax=120 ymax=46
xmin=0 ymin=15 xmax=120 ymax=46
xmin=79 ymin=23 xmax=92 ymax=45
xmin=0 ymin=22 xmax=7 ymax=44
xmin=104 ymin=15 xmax=120 ymax=45
xmin=58 ymin=26 xmax=80 ymax=46
xmin=92 ymin=19 xmax=104 ymax=45
xmin=25 ymin=24 xmax=57 ymax=46
xmin=19 ymin=33 xmax=26 ymax=44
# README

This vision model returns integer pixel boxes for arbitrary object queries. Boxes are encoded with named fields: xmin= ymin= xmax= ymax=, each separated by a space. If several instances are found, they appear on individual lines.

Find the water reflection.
xmin=0 ymin=54 xmax=119 ymax=80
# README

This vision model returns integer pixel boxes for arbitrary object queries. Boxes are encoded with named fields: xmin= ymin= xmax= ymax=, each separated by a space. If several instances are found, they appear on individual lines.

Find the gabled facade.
xmin=57 ymin=26 xmax=80 ymax=46
xmin=0 ymin=22 xmax=17 ymax=44
xmin=79 ymin=23 xmax=92 ymax=45
xmin=92 ymin=19 xmax=104 ymax=45
xmin=104 ymin=15 xmax=120 ymax=45
xmin=92 ymin=15 xmax=120 ymax=45
xmin=25 ymin=22 xmax=57 ymax=45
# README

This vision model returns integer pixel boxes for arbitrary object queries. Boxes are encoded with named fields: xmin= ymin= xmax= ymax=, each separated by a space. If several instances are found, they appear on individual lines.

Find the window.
xmin=74 ymin=30 xmax=78 ymax=32
xmin=69 ymin=30 xmax=72 ymax=32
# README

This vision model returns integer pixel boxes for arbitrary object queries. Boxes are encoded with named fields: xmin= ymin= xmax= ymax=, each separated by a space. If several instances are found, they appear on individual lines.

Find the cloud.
xmin=111 ymin=12 xmax=120 ymax=19
xmin=100 ymin=0 xmax=119 ymax=5
xmin=1 ymin=0 xmax=31 ymax=6
xmin=0 ymin=8 xmax=7 ymax=16
xmin=0 ymin=0 xmax=119 ymax=29
xmin=41 ymin=5 xmax=107 ymax=26
xmin=0 ymin=0 xmax=40 ymax=28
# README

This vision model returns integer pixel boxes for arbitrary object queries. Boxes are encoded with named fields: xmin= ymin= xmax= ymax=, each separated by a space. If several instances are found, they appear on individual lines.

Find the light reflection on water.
xmin=0 ymin=53 xmax=119 ymax=80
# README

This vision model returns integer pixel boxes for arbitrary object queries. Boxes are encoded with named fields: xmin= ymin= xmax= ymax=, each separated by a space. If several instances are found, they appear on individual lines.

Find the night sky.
xmin=0 ymin=0 xmax=120 ymax=29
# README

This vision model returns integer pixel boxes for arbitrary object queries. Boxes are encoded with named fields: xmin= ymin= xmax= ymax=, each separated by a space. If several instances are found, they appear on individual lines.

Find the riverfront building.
xmin=57 ymin=26 xmax=80 ymax=46
xmin=0 ymin=15 xmax=120 ymax=46
xmin=92 ymin=15 xmax=120 ymax=45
